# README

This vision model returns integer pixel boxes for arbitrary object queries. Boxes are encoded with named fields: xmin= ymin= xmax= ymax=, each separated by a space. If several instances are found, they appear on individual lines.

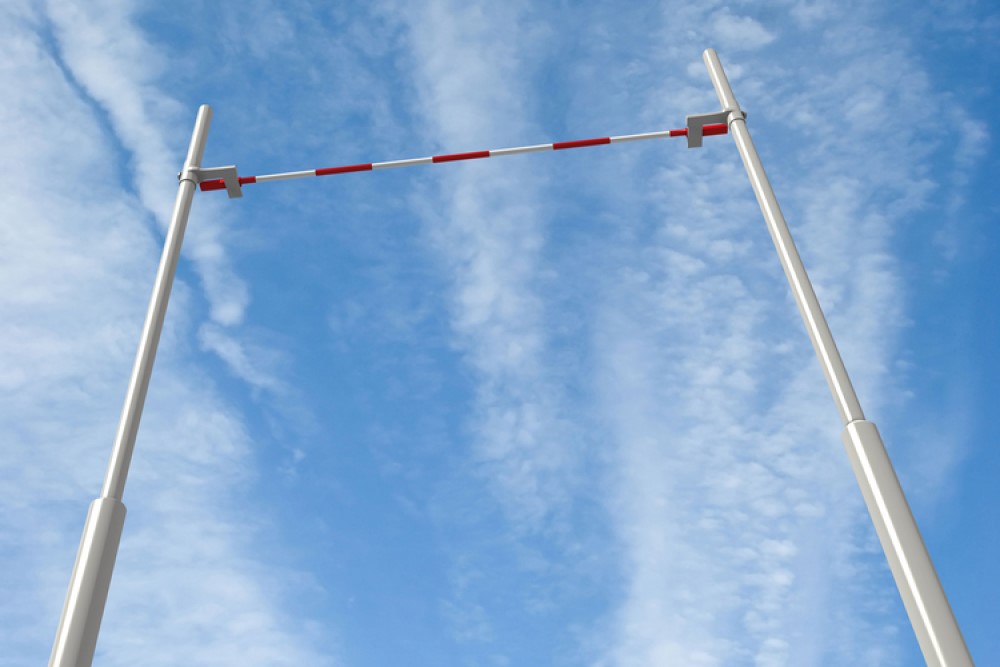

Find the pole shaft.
xmin=701 ymin=49 xmax=972 ymax=666
xmin=703 ymin=50 xmax=863 ymax=424
xmin=49 ymin=105 xmax=212 ymax=667
xmin=102 ymin=104 xmax=212 ymax=500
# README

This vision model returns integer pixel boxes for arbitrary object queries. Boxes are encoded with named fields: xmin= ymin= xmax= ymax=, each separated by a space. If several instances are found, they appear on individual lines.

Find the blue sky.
xmin=2 ymin=1 xmax=997 ymax=665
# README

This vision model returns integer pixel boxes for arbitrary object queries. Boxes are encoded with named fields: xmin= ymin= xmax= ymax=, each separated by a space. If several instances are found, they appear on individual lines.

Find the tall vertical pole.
xmin=699 ymin=49 xmax=972 ymax=666
xmin=48 ymin=104 xmax=213 ymax=667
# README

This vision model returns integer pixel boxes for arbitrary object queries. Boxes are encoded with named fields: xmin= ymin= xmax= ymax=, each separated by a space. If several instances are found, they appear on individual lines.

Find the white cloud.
xmin=198 ymin=323 xmax=287 ymax=394
xmin=43 ymin=0 xmax=250 ymax=328
xmin=711 ymin=10 xmax=777 ymax=52
xmin=788 ymin=1 xmax=836 ymax=28
xmin=396 ymin=0 xmax=575 ymax=530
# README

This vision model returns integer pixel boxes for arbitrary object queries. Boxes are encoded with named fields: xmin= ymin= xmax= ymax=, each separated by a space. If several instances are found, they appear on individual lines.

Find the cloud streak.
xmin=396 ymin=0 xmax=577 ymax=531
xmin=43 ymin=0 xmax=249 ymax=328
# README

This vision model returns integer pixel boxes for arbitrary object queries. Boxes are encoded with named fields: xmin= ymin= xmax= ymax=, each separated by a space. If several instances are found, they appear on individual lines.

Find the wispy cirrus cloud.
xmin=43 ymin=0 xmax=249 ymax=328
xmin=385 ymin=2 xmax=604 ymax=657
xmin=711 ymin=10 xmax=777 ymax=51
xmin=395 ymin=0 xmax=576 ymax=531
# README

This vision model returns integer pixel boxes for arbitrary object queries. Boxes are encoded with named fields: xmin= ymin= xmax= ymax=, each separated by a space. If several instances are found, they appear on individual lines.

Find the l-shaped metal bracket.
xmin=178 ymin=165 xmax=243 ymax=198
xmin=685 ymin=108 xmax=746 ymax=148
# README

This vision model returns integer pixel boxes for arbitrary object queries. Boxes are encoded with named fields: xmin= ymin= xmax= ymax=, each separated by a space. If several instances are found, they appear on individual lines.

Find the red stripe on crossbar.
xmin=667 ymin=124 xmax=729 ymax=138
xmin=199 ymin=179 xmax=226 ymax=191
xmin=432 ymin=151 xmax=491 ymax=163
xmin=316 ymin=163 xmax=373 ymax=176
xmin=552 ymin=137 xmax=611 ymax=150
xmin=200 ymin=176 xmax=257 ymax=191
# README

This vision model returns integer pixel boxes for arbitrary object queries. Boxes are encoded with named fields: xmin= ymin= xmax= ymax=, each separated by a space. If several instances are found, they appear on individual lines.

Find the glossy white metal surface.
xmin=47 ymin=499 xmax=126 ymax=667
xmin=701 ymin=49 xmax=973 ymax=666
xmin=488 ymin=143 xmax=552 ymax=156
xmin=373 ymin=156 xmax=434 ymax=169
xmin=255 ymin=169 xmax=315 ymax=182
xmin=609 ymin=130 xmax=673 ymax=143
xmin=842 ymin=421 xmax=973 ymax=666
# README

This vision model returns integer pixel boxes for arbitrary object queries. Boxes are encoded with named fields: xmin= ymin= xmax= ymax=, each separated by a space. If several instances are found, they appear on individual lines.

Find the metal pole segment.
xmin=102 ymin=103 xmax=212 ymax=500
xmin=702 ymin=49 xmax=863 ymax=424
xmin=47 ymin=499 xmax=126 ymax=667
xmin=842 ymin=422 xmax=973 ymax=666
xmin=49 ymin=104 xmax=213 ymax=667
xmin=701 ymin=49 xmax=973 ymax=666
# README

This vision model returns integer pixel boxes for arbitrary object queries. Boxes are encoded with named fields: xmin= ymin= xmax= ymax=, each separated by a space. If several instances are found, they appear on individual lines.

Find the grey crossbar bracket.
xmin=179 ymin=165 xmax=243 ymax=198
xmin=685 ymin=108 xmax=746 ymax=148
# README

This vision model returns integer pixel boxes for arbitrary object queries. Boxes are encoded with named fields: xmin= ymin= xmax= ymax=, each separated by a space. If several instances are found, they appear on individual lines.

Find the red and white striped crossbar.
xmin=199 ymin=123 xmax=728 ymax=193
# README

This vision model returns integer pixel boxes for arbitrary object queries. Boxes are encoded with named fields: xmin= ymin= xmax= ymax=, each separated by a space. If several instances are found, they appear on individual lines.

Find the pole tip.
xmin=197 ymin=104 xmax=213 ymax=122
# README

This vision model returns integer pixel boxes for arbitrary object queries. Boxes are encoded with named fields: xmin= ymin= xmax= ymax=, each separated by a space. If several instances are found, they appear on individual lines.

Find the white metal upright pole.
xmin=48 ymin=104 xmax=213 ymax=667
xmin=698 ymin=49 xmax=972 ymax=666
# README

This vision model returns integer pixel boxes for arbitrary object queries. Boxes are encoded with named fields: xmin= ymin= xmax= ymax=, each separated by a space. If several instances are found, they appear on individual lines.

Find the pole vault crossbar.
xmin=196 ymin=123 xmax=730 ymax=196
xmin=49 ymin=49 xmax=974 ymax=667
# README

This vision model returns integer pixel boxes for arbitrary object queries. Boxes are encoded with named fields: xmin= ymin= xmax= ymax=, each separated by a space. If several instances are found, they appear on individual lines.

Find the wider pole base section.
xmin=841 ymin=421 xmax=973 ymax=666
xmin=49 ymin=498 xmax=127 ymax=667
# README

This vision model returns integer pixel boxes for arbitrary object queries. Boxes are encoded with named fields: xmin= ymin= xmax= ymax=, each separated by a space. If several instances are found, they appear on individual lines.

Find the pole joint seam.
xmin=177 ymin=165 xmax=200 ymax=185
xmin=725 ymin=107 xmax=747 ymax=127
